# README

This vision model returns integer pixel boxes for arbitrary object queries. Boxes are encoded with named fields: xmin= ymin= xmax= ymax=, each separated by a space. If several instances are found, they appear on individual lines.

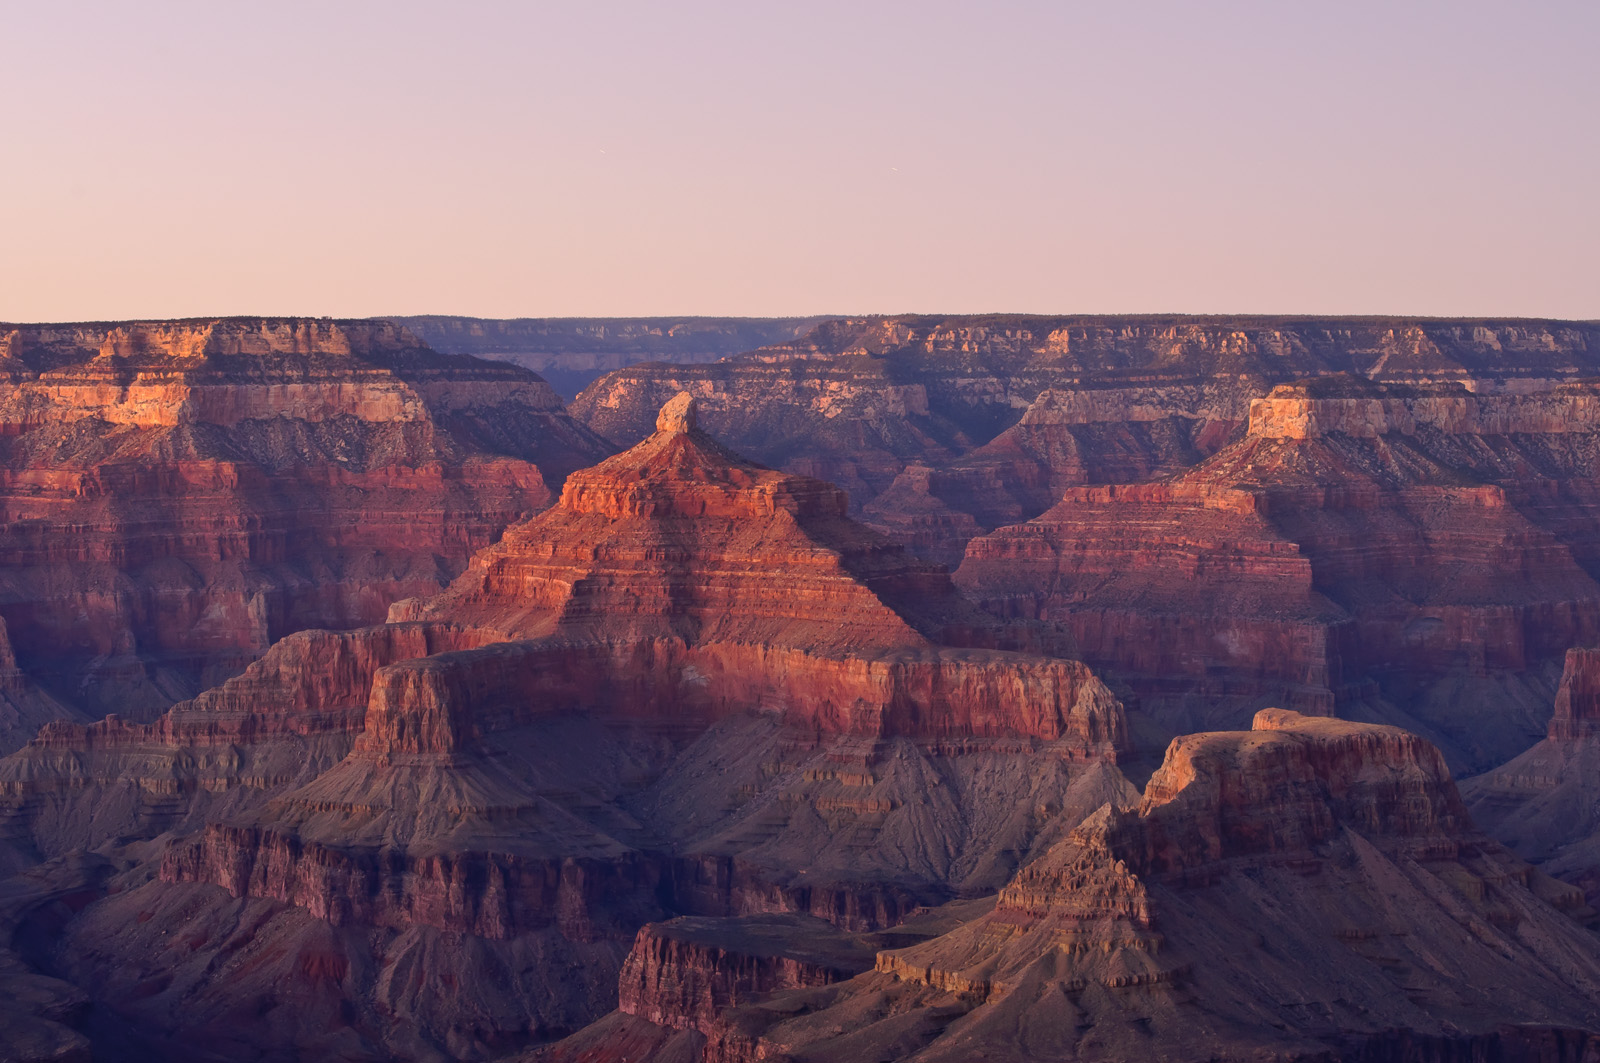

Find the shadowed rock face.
xmin=957 ymin=380 xmax=1600 ymax=771
xmin=1464 ymin=647 xmax=1600 ymax=910
xmin=0 ymin=317 xmax=612 ymax=749
xmin=0 ymin=394 xmax=1133 ymax=1061
xmin=585 ymin=711 xmax=1600 ymax=1063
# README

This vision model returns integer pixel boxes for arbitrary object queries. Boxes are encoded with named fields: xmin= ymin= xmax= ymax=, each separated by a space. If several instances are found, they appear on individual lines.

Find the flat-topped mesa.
xmin=959 ymin=371 xmax=1600 ymax=762
xmin=617 ymin=915 xmax=876 ymax=1035
xmin=0 ymin=318 xmax=421 ymax=369
xmin=342 ymin=638 xmax=1128 ymax=762
xmin=997 ymin=711 xmax=1471 ymax=919
xmin=558 ymin=392 xmax=850 ymax=521
xmin=1103 ymin=710 xmax=1471 ymax=879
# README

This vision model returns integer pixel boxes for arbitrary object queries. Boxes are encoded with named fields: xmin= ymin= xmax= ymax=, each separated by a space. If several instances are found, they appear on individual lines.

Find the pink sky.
xmin=2 ymin=1 xmax=1595 ymax=321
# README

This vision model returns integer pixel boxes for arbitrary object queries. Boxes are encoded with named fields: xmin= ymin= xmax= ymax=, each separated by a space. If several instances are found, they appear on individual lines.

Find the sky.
xmin=1 ymin=0 xmax=1595 ymax=321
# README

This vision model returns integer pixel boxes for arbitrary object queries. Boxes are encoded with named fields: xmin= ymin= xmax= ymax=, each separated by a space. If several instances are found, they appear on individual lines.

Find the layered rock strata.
xmin=4 ymin=394 xmax=1130 ymax=1060
xmin=958 ymin=379 xmax=1600 ymax=769
xmin=1464 ymin=647 xmax=1600 ymax=908
xmin=616 ymin=915 xmax=876 ymax=1034
xmin=573 ymin=316 xmax=1600 ymax=548
xmin=680 ymin=711 xmax=1600 ymax=1063
xmin=0 ymin=317 xmax=610 ymax=747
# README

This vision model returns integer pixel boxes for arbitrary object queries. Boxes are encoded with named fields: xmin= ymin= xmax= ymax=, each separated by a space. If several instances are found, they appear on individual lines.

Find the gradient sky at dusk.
xmin=2 ymin=1 xmax=1595 ymax=321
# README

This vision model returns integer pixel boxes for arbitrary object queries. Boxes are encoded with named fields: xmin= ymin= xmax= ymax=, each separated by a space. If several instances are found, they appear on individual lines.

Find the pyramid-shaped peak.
xmin=656 ymin=391 xmax=698 ymax=434
xmin=559 ymin=396 xmax=847 ymax=521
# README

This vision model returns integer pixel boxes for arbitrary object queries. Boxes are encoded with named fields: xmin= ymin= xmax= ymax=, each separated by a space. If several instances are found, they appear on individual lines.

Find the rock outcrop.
xmin=616 ymin=915 xmax=876 ymax=1034
xmin=1464 ymin=647 xmax=1600 ymax=909
xmin=0 ymin=317 xmax=610 ymax=748
xmin=678 ymin=712 xmax=1600 ymax=1063
xmin=958 ymin=379 xmax=1600 ymax=770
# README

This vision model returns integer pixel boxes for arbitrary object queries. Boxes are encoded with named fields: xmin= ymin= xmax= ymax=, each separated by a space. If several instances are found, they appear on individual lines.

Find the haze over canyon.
xmin=3 ymin=313 xmax=1600 ymax=1063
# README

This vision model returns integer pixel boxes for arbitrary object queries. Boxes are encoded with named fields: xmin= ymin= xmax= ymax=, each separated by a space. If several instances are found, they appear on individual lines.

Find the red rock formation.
xmin=690 ymin=712 xmax=1600 ymax=1063
xmin=0 ymin=622 xmax=486 ymax=872
xmin=958 ymin=380 xmax=1600 ymax=770
xmin=1548 ymin=647 xmax=1600 ymax=741
xmin=862 ymin=388 xmax=1240 ymax=566
xmin=3 ymin=394 xmax=1130 ymax=1060
xmin=0 ymin=317 xmax=610 ymax=747
xmin=616 ymin=915 xmax=874 ymax=1034
xmin=572 ymin=316 xmax=1600 ymax=547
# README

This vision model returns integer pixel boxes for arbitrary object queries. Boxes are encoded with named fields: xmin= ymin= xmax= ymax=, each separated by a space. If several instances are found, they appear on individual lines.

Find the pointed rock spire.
xmin=656 ymin=392 xmax=698 ymax=435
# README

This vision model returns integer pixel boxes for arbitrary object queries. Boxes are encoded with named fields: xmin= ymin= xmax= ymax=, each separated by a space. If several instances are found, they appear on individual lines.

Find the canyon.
xmin=3 ymin=314 xmax=1600 ymax=1061
xmin=571 ymin=316 xmax=1600 ymax=535
xmin=565 ymin=711 xmax=1600 ymax=1063
xmin=0 ymin=318 xmax=609 ymax=753
xmin=0 ymin=392 xmax=1132 ymax=1060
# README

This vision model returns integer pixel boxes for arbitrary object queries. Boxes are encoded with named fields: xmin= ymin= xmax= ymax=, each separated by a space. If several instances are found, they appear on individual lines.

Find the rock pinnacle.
xmin=656 ymin=392 xmax=698 ymax=434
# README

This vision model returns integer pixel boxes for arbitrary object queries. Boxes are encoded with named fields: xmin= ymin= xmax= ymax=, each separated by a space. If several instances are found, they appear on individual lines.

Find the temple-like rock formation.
xmin=0 ymin=317 xmax=610 ymax=749
xmin=0 ymin=394 xmax=1130 ymax=1061
xmin=601 ymin=712 xmax=1600 ymax=1063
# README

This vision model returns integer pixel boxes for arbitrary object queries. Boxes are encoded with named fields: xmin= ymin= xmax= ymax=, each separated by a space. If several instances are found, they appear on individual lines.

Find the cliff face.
xmin=1548 ymin=647 xmax=1600 ymax=741
xmin=5 ymin=394 xmax=1132 ymax=1061
xmin=663 ymin=711 xmax=1600 ymax=1063
xmin=957 ymin=380 xmax=1600 ymax=771
xmin=0 ymin=318 xmax=611 ymax=749
xmin=571 ymin=316 xmax=1600 ymax=544
xmin=615 ymin=915 xmax=876 ymax=1035
xmin=1464 ymin=648 xmax=1600 ymax=909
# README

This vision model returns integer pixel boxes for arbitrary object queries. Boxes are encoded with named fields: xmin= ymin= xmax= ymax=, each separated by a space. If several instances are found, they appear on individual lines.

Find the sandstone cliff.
xmin=0 ymin=317 xmax=611 ymax=749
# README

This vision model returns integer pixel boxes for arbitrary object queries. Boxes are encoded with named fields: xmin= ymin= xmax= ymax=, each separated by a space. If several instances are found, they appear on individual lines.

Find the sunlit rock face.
xmin=0 ymin=317 xmax=611 ymax=747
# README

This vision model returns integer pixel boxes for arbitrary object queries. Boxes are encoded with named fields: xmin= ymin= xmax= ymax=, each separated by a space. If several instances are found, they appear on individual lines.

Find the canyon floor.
xmin=4 ymin=315 xmax=1600 ymax=1063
